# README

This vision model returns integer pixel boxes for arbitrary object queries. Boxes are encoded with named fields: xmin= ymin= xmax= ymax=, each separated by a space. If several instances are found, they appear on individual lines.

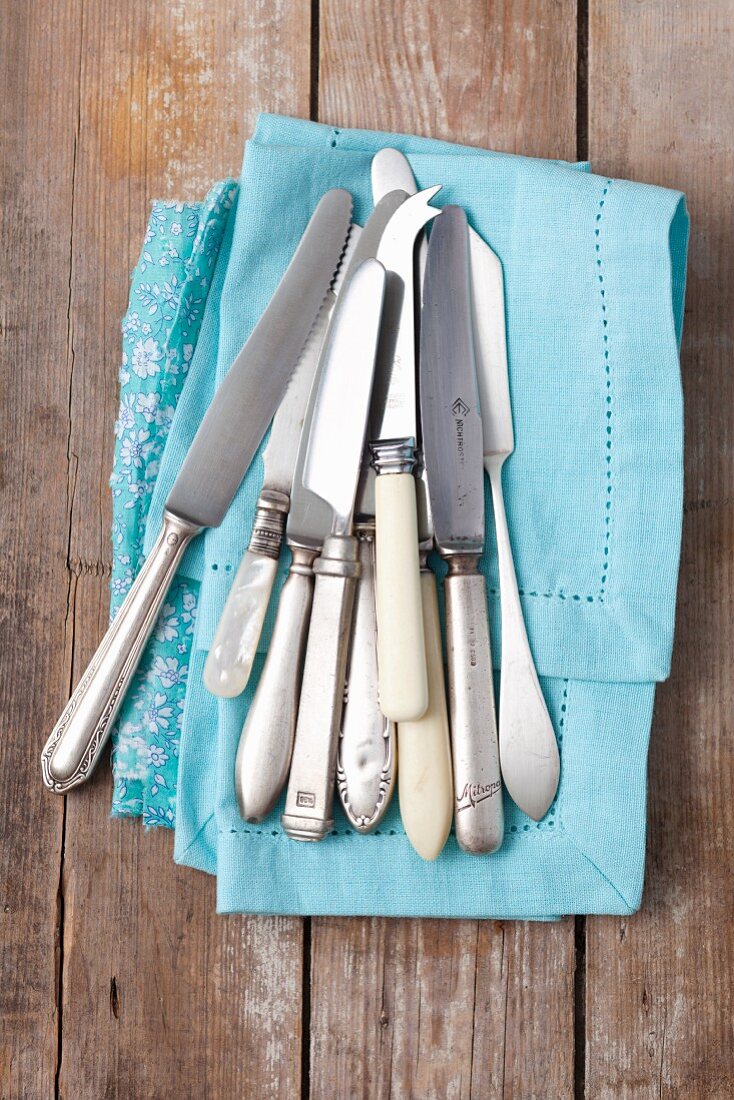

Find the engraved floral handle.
xmin=337 ymin=524 xmax=396 ymax=832
xmin=41 ymin=510 xmax=201 ymax=792
xmin=203 ymin=489 xmax=288 ymax=698
xmin=444 ymin=558 xmax=504 ymax=854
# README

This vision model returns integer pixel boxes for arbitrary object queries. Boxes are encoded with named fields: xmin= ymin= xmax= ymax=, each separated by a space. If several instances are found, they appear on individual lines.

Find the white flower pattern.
xmin=110 ymin=180 xmax=237 ymax=826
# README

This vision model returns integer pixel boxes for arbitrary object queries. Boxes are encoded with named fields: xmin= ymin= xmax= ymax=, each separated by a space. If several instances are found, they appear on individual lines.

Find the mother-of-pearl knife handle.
xmin=337 ymin=524 xmax=396 ymax=832
xmin=281 ymin=535 xmax=360 ymax=841
xmin=235 ymin=546 xmax=317 ymax=823
xmin=444 ymin=557 xmax=504 ymax=854
xmin=397 ymin=562 xmax=454 ymax=860
xmin=41 ymin=510 xmax=201 ymax=792
xmin=371 ymin=455 xmax=427 ymax=722
xmin=203 ymin=489 xmax=289 ymax=698
xmin=487 ymin=458 xmax=560 ymax=821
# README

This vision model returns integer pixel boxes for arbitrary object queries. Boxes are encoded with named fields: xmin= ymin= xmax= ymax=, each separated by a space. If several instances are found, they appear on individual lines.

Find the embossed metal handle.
xmin=445 ymin=560 xmax=504 ymax=854
xmin=203 ymin=489 xmax=288 ymax=698
xmin=281 ymin=534 xmax=359 ymax=841
xmin=41 ymin=510 xmax=200 ymax=792
xmin=337 ymin=525 xmax=396 ymax=832
xmin=235 ymin=546 xmax=316 ymax=823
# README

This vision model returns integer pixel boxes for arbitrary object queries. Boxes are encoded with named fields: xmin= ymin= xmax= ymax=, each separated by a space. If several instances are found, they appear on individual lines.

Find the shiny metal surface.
xmin=288 ymin=192 xmax=408 ymax=550
xmin=303 ymin=260 xmax=387 ymax=535
xmin=420 ymin=205 xmax=484 ymax=555
xmin=166 ymin=188 xmax=353 ymax=529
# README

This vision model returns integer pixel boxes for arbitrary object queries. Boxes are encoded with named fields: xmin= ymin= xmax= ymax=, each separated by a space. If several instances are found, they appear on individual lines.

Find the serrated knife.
xmin=233 ymin=192 xmax=406 ymax=824
xmin=281 ymin=258 xmax=386 ymax=842
xmin=421 ymin=205 xmax=504 ymax=855
xmin=41 ymin=189 xmax=353 ymax=793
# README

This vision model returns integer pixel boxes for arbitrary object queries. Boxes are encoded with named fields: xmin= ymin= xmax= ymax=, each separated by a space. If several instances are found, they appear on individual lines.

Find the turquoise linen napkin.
xmin=112 ymin=114 xmax=687 ymax=918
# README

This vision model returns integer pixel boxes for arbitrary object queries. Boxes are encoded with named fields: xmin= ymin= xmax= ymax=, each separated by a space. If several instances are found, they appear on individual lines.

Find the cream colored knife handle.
xmin=203 ymin=490 xmax=288 ymax=699
xmin=281 ymin=535 xmax=359 ymax=842
xmin=41 ymin=511 xmax=200 ymax=792
xmin=397 ymin=567 xmax=453 ymax=860
xmin=337 ymin=526 xmax=396 ymax=832
xmin=372 ymin=469 xmax=427 ymax=721
xmin=235 ymin=547 xmax=316 ymax=823
xmin=487 ymin=459 xmax=560 ymax=821
xmin=445 ymin=561 xmax=504 ymax=854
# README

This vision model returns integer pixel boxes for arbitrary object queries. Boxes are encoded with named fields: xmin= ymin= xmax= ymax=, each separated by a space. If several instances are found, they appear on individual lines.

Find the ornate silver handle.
xmin=235 ymin=546 xmax=317 ymax=823
xmin=281 ymin=534 xmax=360 ymax=841
xmin=444 ymin=558 xmax=504 ymax=854
xmin=337 ymin=524 xmax=396 ymax=832
xmin=41 ymin=510 xmax=200 ymax=792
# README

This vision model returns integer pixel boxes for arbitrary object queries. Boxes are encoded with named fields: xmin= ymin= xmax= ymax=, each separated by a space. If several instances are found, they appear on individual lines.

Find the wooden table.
xmin=2 ymin=2 xmax=731 ymax=1096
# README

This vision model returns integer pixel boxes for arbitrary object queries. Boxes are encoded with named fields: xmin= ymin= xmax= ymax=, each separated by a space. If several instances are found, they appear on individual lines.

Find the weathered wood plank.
xmin=55 ymin=2 xmax=310 ymax=1096
xmin=312 ymin=4 xmax=578 ymax=1098
xmin=0 ymin=1 xmax=82 ymax=1095
xmin=319 ymin=0 xmax=578 ymax=155
xmin=587 ymin=3 xmax=734 ymax=1097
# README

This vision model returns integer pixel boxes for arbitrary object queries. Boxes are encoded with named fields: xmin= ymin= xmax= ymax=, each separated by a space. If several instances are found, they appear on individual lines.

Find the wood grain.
xmin=586 ymin=3 xmax=734 ymax=1097
xmin=319 ymin=0 xmax=577 ymax=156
xmin=0 ymin=1 xmax=81 ymax=1094
xmin=312 ymin=4 xmax=578 ymax=1098
xmin=21 ymin=1 xmax=310 ymax=1097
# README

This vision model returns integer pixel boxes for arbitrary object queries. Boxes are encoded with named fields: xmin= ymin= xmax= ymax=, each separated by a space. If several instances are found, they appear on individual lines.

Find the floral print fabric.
xmin=110 ymin=181 xmax=236 ymax=825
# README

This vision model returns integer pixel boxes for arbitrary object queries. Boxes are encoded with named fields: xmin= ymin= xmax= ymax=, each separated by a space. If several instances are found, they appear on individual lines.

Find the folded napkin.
xmin=110 ymin=114 xmax=687 ymax=918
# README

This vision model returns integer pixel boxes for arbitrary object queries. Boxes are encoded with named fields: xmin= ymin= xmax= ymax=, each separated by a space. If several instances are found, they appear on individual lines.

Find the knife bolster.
xmin=249 ymin=489 xmax=289 ymax=559
xmin=369 ymin=436 xmax=417 ymax=476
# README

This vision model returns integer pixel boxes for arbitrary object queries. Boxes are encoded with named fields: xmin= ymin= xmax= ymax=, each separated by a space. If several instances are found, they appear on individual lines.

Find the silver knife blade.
xmin=166 ymin=188 xmax=353 ymax=529
xmin=420 ymin=205 xmax=484 ymax=554
xmin=287 ymin=191 xmax=408 ymax=549
xmin=303 ymin=259 xmax=387 ymax=531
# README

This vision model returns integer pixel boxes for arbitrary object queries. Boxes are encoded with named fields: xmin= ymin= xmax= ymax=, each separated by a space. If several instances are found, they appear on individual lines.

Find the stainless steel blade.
xmin=303 ymin=259 xmax=386 ymax=534
xmin=470 ymin=233 xmax=515 ymax=459
xmin=420 ymin=205 xmax=484 ymax=555
xmin=165 ymin=188 xmax=353 ymax=529
xmin=287 ymin=191 xmax=408 ymax=549
xmin=371 ymin=187 xmax=441 ymax=444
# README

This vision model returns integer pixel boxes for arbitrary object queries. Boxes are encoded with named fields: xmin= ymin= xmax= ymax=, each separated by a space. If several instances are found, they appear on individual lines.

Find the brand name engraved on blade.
xmin=452 ymin=397 xmax=469 ymax=472
xmin=456 ymin=780 xmax=502 ymax=812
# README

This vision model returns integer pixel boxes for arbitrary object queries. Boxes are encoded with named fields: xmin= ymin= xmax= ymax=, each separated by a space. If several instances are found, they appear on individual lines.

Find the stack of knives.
xmin=41 ymin=150 xmax=560 ymax=861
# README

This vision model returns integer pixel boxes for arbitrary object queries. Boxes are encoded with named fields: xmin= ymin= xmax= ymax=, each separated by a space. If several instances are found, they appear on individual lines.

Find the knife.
xmin=369 ymin=187 xmax=441 ymax=723
xmin=281 ymin=259 xmax=386 ymax=841
xmin=202 ymin=227 xmax=361 ymax=700
xmin=234 ymin=193 xmax=407 ymax=824
xmin=472 ymin=232 xmax=561 ymax=821
xmin=370 ymin=147 xmax=454 ymax=861
xmin=40 ymin=189 xmax=353 ymax=793
xmin=421 ymin=205 xmax=504 ymax=855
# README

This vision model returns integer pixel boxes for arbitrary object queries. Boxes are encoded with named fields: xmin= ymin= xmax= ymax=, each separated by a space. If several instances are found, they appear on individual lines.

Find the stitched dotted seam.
xmin=595 ymin=181 xmax=614 ymax=601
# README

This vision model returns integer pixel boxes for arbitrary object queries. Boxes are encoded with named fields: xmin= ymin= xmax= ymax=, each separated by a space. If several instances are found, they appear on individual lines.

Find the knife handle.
xmin=235 ymin=546 xmax=317 ymax=823
xmin=397 ymin=565 xmax=454 ymax=860
xmin=337 ymin=524 xmax=396 ymax=832
xmin=203 ymin=489 xmax=288 ymax=698
xmin=444 ymin=559 xmax=504 ymax=854
xmin=281 ymin=535 xmax=360 ymax=841
xmin=487 ymin=460 xmax=560 ymax=821
xmin=372 ymin=468 xmax=428 ymax=721
xmin=41 ymin=510 xmax=200 ymax=792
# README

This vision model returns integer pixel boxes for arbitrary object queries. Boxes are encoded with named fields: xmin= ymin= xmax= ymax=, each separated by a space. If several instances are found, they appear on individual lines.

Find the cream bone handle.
xmin=41 ymin=511 xmax=201 ymax=793
xmin=397 ymin=560 xmax=454 ymax=860
xmin=370 ymin=440 xmax=428 ymax=722
xmin=444 ymin=556 xmax=504 ymax=855
xmin=337 ymin=524 xmax=396 ymax=833
xmin=235 ymin=546 xmax=317 ymax=823
xmin=281 ymin=534 xmax=360 ymax=842
xmin=203 ymin=489 xmax=289 ymax=699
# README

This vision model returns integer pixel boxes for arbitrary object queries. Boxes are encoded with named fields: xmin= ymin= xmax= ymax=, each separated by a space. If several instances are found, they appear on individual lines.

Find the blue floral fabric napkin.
xmin=110 ymin=115 xmax=687 ymax=918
